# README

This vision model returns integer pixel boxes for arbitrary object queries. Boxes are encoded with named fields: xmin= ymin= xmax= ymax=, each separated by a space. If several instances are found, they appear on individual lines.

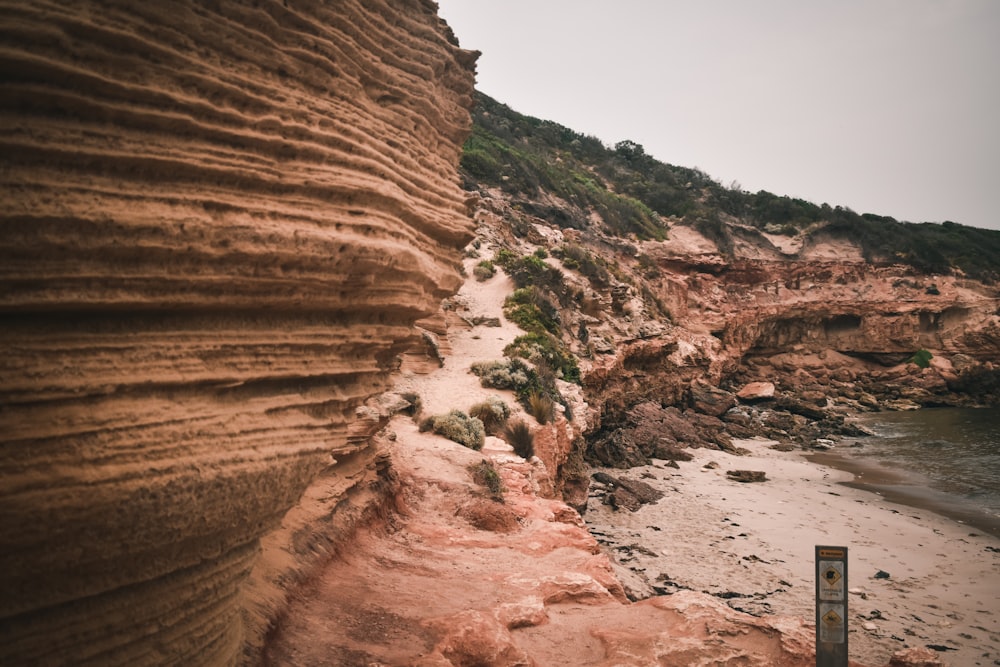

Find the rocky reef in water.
xmin=0 ymin=1 xmax=476 ymax=664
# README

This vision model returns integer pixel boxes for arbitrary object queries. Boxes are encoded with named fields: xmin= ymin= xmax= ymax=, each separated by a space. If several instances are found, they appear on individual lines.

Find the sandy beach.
xmin=585 ymin=438 xmax=1000 ymax=667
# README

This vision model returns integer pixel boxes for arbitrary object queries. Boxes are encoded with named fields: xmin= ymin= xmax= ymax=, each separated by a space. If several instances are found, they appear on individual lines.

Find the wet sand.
xmin=810 ymin=450 xmax=1000 ymax=539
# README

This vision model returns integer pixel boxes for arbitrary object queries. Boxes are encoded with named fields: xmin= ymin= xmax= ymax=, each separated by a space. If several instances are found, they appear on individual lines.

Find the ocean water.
xmin=847 ymin=407 xmax=1000 ymax=535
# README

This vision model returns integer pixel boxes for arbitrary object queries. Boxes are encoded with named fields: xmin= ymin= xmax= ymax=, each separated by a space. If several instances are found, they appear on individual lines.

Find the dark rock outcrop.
xmin=592 ymin=472 xmax=665 ymax=511
xmin=726 ymin=470 xmax=768 ymax=483
xmin=588 ymin=402 xmax=726 ymax=468
xmin=689 ymin=379 xmax=738 ymax=417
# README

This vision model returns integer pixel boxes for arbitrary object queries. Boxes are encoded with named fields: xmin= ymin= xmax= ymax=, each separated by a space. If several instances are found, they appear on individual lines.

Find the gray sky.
xmin=436 ymin=1 xmax=1000 ymax=231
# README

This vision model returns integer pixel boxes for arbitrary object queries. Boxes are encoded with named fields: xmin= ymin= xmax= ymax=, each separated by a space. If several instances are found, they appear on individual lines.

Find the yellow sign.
xmin=818 ymin=560 xmax=846 ymax=601
xmin=822 ymin=609 xmax=843 ymax=625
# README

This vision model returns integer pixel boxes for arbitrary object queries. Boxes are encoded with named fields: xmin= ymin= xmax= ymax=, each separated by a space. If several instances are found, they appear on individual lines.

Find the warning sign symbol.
xmin=822 ymin=608 xmax=843 ymax=626
xmin=818 ymin=559 xmax=845 ymax=601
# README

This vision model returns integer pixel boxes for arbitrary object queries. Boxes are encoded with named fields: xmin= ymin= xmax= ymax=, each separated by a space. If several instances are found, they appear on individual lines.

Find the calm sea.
xmin=844 ymin=407 xmax=1000 ymax=536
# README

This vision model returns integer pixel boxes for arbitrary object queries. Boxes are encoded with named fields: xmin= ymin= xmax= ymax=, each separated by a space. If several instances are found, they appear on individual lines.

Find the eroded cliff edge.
xmin=0 ymin=1 xmax=476 ymax=664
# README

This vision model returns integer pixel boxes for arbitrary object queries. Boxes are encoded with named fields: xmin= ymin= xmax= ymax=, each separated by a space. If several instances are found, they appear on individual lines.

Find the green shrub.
xmin=470 ymin=359 xmax=533 ymax=391
xmin=504 ymin=332 xmax=581 ymax=384
xmin=493 ymin=248 xmax=518 ymax=271
xmin=533 ymin=247 xmax=548 ymax=259
xmin=503 ymin=419 xmax=535 ymax=459
xmin=469 ymin=396 xmax=511 ymax=435
xmin=908 ymin=349 xmax=933 ymax=369
xmin=693 ymin=212 xmax=733 ymax=255
xmin=460 ymin=133 xmax=503 ymax=182
xmin=420 ymin=410 xmax=485 ymax=450
xmin=554 ymin=244 xmax=610 ymax=287
xmin=462 ymin=91 xmax=1000 ymax=281
xmin=504 ymin=287 xmax=560 ymax=335
xmin=473 ymin=260 xmax=496 ymax=281
xmin=470 ymin=357 xmax=574 ymax=422
xmin=505 ymin=253 xmax=564 ymax=291
xmin=471 ymin=459 xmax=504 ymax=501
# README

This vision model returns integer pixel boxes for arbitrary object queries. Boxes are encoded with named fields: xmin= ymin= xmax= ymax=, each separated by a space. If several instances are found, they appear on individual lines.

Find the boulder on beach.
xmin=726 ymin=470 xmax=768 ymax=483
xmin=592 ymin=472 xmax=665 ymax=511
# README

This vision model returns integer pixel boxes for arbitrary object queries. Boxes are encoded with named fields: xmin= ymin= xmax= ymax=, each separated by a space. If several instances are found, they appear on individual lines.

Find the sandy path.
xmin=395 ymin=258 xmax=524 ymax=418
xmin=585 ymin=439 xmax=1000 ymax=667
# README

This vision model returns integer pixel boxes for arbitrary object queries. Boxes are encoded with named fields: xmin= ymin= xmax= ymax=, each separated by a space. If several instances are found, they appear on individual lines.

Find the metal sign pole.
xmin=816 ymin=545 xmax=848 ymax=667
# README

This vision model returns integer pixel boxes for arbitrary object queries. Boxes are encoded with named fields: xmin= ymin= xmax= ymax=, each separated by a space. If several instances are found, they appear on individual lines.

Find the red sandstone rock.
xmin=0 ymin=2 xmax=476 ymax=664
xmin=262 ymin=419 xmax=826 ymax=666
xmin=738 ymin=380 xmax=777 ymax=400
xmin=888 ymin=647 xmax=946 ymax=666
xmin=426 ymin=610 xmax=532 ymax=667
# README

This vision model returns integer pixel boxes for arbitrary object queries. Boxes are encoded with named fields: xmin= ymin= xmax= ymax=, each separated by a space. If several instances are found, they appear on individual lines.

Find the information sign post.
xmin=816 ymin=545 xmax=848 ymax=667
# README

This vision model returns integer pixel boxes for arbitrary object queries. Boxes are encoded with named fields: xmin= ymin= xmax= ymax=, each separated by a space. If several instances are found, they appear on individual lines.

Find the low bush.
xmin=470 ymin=459 xmax=504 ymax=501
xmin=470 ymin=357 xmax=573 ymax=422
xmin=908 ymin=349 xmax=933 ymax=369
xmin=470 ymin=358 xmax=533 ymax=391
xmin=493 ymin=248 xmax=518 ymax=270
xmin=469 ymin=396 xmax=511 ymax=435
xmin=503 ymin=419 xmax=534 ymax=459
xmin=553 ymin=244 xmax=611 ymax=287
xmin=473 ymin=260 xmax=495 ymax=281
xmin=504 ymin=332 xmax=581 ymax=384
xmin=489 ymin=249 xmax=564 ymax=291
xmin=503 ymin=287 xmax=560 ymax=335
xmin=419 ymin=410 xmax=485 ymax=450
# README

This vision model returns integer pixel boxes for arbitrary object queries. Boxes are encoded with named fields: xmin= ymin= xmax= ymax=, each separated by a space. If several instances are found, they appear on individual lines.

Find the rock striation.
xmin=0 ymin=1 xmax=476 ymax=664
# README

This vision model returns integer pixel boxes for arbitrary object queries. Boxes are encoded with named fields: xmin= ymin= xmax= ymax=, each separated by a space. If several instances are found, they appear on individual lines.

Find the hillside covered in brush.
xmin=461 ymin=92 xmax=999 ymax=281
xmin=451 ymin=89 xmax=1000 ymax=447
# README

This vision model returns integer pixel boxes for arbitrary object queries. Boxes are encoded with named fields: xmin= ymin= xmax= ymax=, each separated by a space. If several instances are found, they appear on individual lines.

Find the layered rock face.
xmin=0 ymin=1 xmax=476 ymax=664
xmin=467 ymin=190 xmax=999 ymax=453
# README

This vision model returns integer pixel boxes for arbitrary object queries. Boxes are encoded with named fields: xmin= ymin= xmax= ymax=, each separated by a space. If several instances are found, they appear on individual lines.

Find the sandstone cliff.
xmin=0 ymin=1 xmax=476 ymax=664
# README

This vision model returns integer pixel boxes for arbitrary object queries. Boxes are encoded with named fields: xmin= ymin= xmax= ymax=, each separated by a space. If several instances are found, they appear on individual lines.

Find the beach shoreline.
xmin=584 ymin=438 xmax=1000 ymax=667
xmin=809 ymin=450 xmax=1000 ymax=540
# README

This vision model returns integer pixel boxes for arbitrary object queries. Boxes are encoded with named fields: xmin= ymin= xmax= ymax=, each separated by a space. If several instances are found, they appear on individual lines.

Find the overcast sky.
xmin=436 ymin=1 xmax=1000 ymax=231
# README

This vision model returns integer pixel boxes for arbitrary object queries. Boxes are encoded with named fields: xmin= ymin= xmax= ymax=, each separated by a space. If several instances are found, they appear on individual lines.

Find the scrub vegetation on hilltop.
xmin=461 ymin=92 xmax=1000 ymax=282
